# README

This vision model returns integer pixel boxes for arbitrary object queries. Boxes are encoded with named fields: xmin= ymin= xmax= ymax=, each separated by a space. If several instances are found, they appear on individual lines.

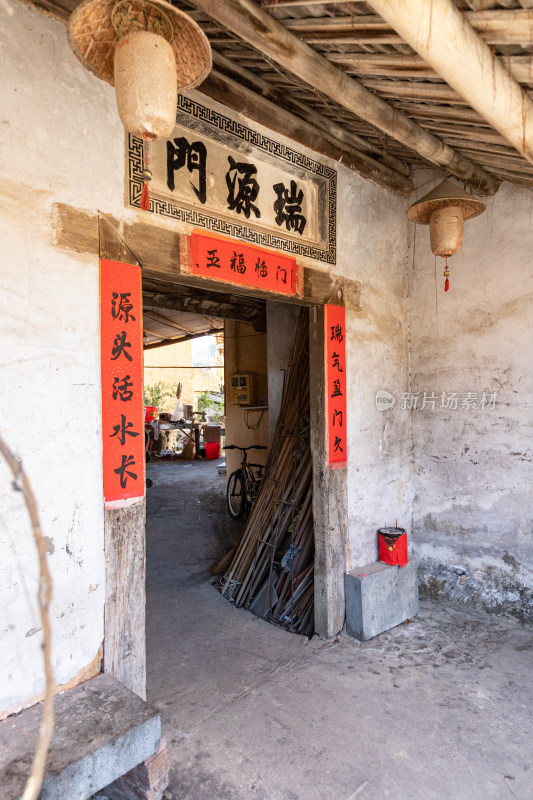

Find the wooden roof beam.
xmin=143 ymin=329 xmax=223 ymax=352
xmin=144 ymin=310 xmax=195 ymax=334
xmin=209 ymin=53 xmax=411 ymax=178
xmin=188 ymin=0 xmax=499 ymax=195
xmin=200 ymin=69 xmax=413 ymax=196
xmin=143 ymin=294 xmax=264 ymax=325
xmin=327 ymin=53 xmax=533 ymax=86
xmin=369 ymin=0 xmax=533 ymax=165
xmin=281 ymin=10 xmax=533 ymax=47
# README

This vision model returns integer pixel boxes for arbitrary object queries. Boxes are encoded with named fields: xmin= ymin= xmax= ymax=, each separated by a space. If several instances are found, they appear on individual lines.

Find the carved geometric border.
xmin=127 ymin=97 xmax=337 ymax=265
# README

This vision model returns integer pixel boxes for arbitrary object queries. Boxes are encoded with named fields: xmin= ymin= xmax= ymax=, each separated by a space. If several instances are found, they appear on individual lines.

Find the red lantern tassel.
xmin=140 ymin=131 xmax=151 ymax=211
xmin=444 ymin=257 xmax=450 ymax=292
xmin=140 ymin=181 xmax=150 ymax=211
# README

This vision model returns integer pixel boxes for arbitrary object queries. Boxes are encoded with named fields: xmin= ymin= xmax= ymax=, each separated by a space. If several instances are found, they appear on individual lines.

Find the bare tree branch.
xmin=0 ymin=435 xmax=54 ymax=800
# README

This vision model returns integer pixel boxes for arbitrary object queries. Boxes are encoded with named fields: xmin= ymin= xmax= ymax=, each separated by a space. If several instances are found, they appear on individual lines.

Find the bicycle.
xmin=224 ymin=444 xmax=267 ymax=519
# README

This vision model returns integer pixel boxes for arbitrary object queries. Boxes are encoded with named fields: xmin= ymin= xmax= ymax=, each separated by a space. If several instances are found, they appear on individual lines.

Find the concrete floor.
xmin=146 ymin=459 xmax=533 ymax=800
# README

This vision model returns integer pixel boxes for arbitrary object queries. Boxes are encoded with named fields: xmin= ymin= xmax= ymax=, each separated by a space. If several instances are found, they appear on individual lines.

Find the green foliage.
xmin=143 ymin=381 xmax=174 ymax=408
xmin=197 ymin=390 xmax=225 ymax=423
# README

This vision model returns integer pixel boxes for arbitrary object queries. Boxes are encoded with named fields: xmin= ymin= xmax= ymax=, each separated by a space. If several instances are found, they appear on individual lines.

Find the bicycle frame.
xmin=224 ymin=444 xmax=266 ymax=518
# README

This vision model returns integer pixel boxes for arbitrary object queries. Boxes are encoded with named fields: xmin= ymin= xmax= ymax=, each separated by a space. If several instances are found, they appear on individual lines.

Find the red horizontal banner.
xmin=189 ymin=230 xmax=300 ymax=296
xmin=100 ymin=260 xmax=145 ymax=503
xmin=325 ymin=304 xmax=347 ymax=468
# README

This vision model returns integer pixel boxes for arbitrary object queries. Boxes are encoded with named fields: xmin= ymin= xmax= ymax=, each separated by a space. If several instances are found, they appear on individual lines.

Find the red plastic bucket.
xmin=145 ymin=406 xmax=157 ymax=422
xmin=205 ymin=442 xmax=220 ymax=459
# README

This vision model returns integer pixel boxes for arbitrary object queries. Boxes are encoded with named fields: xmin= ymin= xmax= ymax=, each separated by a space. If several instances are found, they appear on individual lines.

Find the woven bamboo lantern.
xmin=407 ymin=180 xmax=485 ymax=292
xmin=67 ymin=0 xmax=211 ymax=208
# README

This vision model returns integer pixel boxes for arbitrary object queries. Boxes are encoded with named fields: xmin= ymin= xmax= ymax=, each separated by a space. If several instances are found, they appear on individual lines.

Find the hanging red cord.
xmin=444 ymin=256 xmax=450 ymax=292
xmin=140 ymin=131 xmax=151 ymax=211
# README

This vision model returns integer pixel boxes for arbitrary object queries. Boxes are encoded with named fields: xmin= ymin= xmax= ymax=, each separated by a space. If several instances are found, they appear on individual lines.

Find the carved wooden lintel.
xmin=51 ymin=202 xmax=362 ymax=310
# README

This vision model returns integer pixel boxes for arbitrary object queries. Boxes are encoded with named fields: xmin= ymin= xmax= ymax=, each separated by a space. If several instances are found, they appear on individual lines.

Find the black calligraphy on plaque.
xmin=226 ymin=156 xmax=260 ymax=219
xmin=113 ymin=454 xmax=138 ymax=489
xmin=110 ymin=413 xmax=140 ymax=446
xmin=112 ymin=375 xmax=134 ymax=402
xmin=111 ymin=292 xmax=136 ymax=323
xmin=331 ymin=352 xmax=344 ymax=373
xmin=167 ymin=137 xmax=207 ymax=204
xmin=111 ymin=330 xmax=133 ymax=361
xmin=332 ymin=409 xmax=343 ymax=427
xmin=273 ymin=180 xmax=307 ymax=235
xmin=205 ymin=249 xmax=221 ymax=269
xmin=255 ymin=258 xmax=268 ymax=278
xmin=230 ymin=252 xmax=247 ymax=274
xmin=276 ymin=266 xmax=287 ymax=285
xmin=330 ymin=324 xmax=344 ymax=343
xmin=331 ymin=379 xmax=343 ymax=398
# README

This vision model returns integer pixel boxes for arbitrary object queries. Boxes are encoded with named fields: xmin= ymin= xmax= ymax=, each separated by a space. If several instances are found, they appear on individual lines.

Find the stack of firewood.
xmin=219 ymin=310 xmax=314 ymax=637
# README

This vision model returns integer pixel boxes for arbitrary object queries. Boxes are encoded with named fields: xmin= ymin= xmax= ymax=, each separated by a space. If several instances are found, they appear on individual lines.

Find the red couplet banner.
xmin=189 ymin=230 xmax=300 ymax=297
xmin=325 ymin=304 xmax=347 ymax=468
xmin=100 ymin=260 xmax=145 ymax=504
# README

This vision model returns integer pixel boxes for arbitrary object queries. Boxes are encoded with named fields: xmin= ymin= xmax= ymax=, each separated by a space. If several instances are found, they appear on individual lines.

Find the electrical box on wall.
xmin=230 ymin=373 xmax=256 ymax=406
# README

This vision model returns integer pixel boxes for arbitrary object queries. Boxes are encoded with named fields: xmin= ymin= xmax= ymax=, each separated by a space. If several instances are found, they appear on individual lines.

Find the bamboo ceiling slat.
xmin=35 ymin=0 xmax=533 ymax=189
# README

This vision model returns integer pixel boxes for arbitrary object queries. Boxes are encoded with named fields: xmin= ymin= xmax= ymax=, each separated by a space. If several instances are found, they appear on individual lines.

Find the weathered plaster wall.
xmin=0 ymin=1 xmax=128 ymax=714
xmin=0 ymin=0 xmax=414 ymax=702
xmin=224 ymin=321 xmax=269 ymax=478
xmin=408 ymin=175 xmax=533 ymax=622
xmin=336 ymin=166 xmax=412 ymax=571
xmin=266 ymin=301 xmax=300 ymax=443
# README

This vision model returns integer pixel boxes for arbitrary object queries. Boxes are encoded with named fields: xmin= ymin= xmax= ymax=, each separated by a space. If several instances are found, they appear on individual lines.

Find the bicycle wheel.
xmin=227 ymin=470 xmax=245 ymax=519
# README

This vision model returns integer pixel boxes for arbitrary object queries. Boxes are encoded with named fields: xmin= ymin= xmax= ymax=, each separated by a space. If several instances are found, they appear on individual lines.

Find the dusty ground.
xmin=146 ymin=459 xmax=533 ymax=800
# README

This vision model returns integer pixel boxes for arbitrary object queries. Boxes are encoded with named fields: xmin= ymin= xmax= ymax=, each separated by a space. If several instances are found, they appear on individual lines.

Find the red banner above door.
xmin=189 ymin=230 xmax=301 ymax=297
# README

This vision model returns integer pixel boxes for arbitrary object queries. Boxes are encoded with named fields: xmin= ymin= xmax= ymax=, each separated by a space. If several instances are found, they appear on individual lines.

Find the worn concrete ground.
xmin=146 ymin=460 xmax=533 ymax=800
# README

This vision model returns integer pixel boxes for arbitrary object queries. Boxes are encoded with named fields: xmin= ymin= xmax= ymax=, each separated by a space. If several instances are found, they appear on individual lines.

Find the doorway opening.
xmin=142 ymin=275 xmax=315 ymax=644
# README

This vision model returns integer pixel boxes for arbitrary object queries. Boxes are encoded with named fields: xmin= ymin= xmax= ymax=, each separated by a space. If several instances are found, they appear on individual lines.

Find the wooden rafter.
xmin=210 ymin=51 xmax=411 ymax=177
xmin=200 ymin=69 xmax=413 ymax=195
xmin=144 ymin=309 xmax=195 ymax=334
xmin=143 ymin=328 xmax=223 ymax=351
xmin=326 ymin=53 xmax=533 ymax=86
xmin=279 ymin=10 xmax=533 ymax=48
xmin=187 ymin=0 xmax=499 ymax=194
xmin=369 ymin=0 xmax=533 ymax=164
xmin=28 ymin=0 xmax=533 ymax=190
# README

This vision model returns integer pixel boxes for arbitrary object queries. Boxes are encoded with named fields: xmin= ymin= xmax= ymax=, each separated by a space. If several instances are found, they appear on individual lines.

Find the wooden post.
xmin=99 ymin=216 xmax=147 ymax=699
xmin=309 ymin=304 xmax=347 ymax=638
xmin=104 ymin=503 xmax=146 ymax=699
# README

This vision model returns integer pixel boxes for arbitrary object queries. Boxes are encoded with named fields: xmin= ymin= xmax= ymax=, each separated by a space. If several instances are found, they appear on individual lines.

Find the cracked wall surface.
xmin=408 ymin=175 xmax=533 ymax=622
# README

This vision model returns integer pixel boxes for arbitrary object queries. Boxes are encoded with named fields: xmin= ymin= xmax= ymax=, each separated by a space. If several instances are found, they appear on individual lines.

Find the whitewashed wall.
xmin=0 ymin=1 xmax=128 ymax=715
xmin=336 ymin=167 xmax=412 ymax=569
xmin=0 ymin=0 xmax=415 ymax=713
xmin=408 ymin=174 xmax=533 ymax=621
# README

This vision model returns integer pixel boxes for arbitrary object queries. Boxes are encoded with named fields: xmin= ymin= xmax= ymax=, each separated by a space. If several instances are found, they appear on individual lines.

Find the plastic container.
xmin=205 ymin=442 xmax=221 ymax=459
xmin=145 ymin=406 xmax=157 ymax=422
xmin=204 ymin=424 xmax=221 ymax=443
xmin=377 ymin=527 xmax=408 ymax=568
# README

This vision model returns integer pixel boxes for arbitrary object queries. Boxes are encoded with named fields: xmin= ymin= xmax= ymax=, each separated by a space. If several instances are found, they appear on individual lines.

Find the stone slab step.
xmin=0 ymin=674 xmax=161 ymax=800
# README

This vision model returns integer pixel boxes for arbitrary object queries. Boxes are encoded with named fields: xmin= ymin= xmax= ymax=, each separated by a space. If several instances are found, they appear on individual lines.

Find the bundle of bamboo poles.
xmin=219 ymin=309 xmax=314 ymax=637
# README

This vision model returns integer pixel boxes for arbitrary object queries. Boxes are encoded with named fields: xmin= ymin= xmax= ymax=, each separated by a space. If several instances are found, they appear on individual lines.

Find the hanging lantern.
xmin=67 ymin=0 xmax=211 ymax=208
xmin=407 ymin=180 xmax=485 ymax=292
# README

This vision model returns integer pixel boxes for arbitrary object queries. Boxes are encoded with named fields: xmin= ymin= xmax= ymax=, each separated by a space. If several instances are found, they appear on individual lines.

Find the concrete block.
xmin=104 ymin=735 xmax=169 ymax=800
xmin=345 ymin=559 xmax=419 ymax=641
xmin=0 ymin=674 xmax=161 ymax=800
